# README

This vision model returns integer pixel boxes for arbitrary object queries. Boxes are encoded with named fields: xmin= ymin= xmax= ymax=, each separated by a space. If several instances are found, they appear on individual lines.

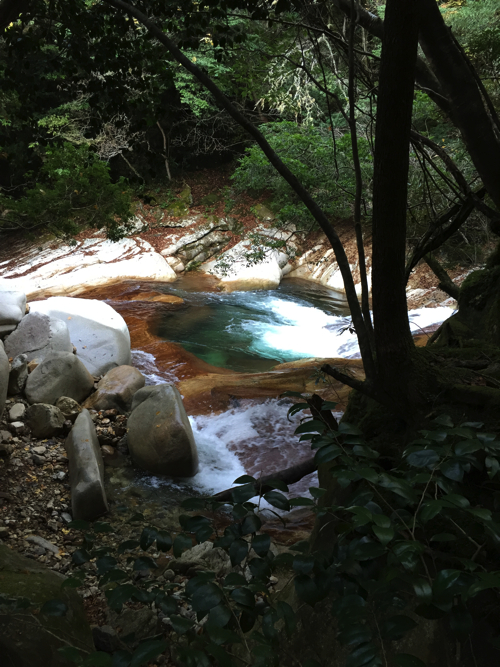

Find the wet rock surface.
xmin=83 ymin=364 xmax=145 ymax=413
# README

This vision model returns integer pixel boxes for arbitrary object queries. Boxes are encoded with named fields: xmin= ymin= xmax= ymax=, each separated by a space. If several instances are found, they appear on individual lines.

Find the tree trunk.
xmin=418 ymin=0 xmax=500 ymax=214
xmin=371 ymin=0 xmax=419 ymax=411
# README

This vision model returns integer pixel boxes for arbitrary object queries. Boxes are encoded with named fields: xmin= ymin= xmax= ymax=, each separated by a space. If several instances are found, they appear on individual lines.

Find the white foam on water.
xmin=131 ymin=349 xmax=178 ymax=385
xmin=242 ymin=300 xmax=455 ymax=361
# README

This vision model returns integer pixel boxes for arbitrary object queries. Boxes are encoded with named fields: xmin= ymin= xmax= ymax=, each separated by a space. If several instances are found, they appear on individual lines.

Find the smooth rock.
xmin=0 ymin=544 xmax=94 ymax=667
xmin=128 ymin=384 xmax=198 ymax=477
xmin=0 ymin=430 xmax=12 ymax=442
xmin=4 ymin=312 xmax=72 ymax=364
xmin=8 ymin=353 xmax=28 ymax=395
xmin=55 ymin=396 xmax=82 ymax=423
xmin=8 ymin=421 xmax=25 ymax=435
xmin=0 ymin=290 xmax=26 ymax=326
xmin=30 ymin=297 xmax=132 ymax=376
xmin=65 ymin=409 xmax=108 ymax=521
xmin=0 ymin=323 xmax=16 ymax=339
xmin=25 ymin=351 xmax=94 ymax=405
xmin=26 ymin=404 xmax=65 ymax=438
xmin=0 ymin=340 xmax=8 ymax=419
xmin=83 ymin=365 xmax=145 ymax=413
xmin=203 ymin=242 xmax=282 ymax=292
xmin=32 ymin=446 xmax=47 ymax=455
xmin=8 ymin=403 xmax=26 ymax=422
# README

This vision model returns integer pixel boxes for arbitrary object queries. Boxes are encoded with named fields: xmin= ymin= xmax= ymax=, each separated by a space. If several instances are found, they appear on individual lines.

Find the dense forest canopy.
xmin=3 ymin=2 xmax=500 ymax=666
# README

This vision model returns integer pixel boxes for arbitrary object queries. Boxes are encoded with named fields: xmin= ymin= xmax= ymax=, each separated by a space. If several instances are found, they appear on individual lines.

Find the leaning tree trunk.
xmin=371 ymin=0 xmax=419 ymax=413
xmin=418 ymin=0 xmax=500 ymax=215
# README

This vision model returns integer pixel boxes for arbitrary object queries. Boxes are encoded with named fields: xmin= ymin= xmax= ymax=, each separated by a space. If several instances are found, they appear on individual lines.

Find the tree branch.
xmin=423 ymin=254 xmax=459 ymax=300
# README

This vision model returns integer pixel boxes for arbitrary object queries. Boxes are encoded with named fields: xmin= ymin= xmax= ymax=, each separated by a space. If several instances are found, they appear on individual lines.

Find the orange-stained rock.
xmin=178 ymin=357 xmax=365 ymax=415
xmin=83 ymin=365 xmax=145 ymax=413
xmin=128 ymin=291 xmax=185 ymax=305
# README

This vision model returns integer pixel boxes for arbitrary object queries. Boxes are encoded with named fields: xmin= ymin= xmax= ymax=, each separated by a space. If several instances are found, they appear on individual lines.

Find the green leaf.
xmin=173 ymin=533 xmax=192 ymax=558
xmin=433 ymin=415 xmax=453 ymax=427
xmin=338 ymin=422 xmax=363 ymax=435
xmin=72 ymin=549 xmax=91 ymax=565
xmin=440 ymin=460 xmax=464 ymax=481
xmin=229 ymin=539 xmax=248 ymax=565
xmin=230 ymin=586 xmax=255 ymax=608
xmin=346 ymin=642 xmax=377 ymax=667
xmin=140 ymin=526 xmax=157 ymax=551
xmin=111 ymin=650 xmax=132 ymax=667
xmin=419 ymin=500 xmax=443 ymax=523
xmin=127 ymin=513 xmax=144 ymax=523
xmin=454 ymin=440 xmax=481 ymax=456
xmin=294 ymin=574 xmax=319 ymax=606
xmin=96 ymin=556 xmax=118 ymax=575
xmin=93 ymin=522 xmax=114 ymax=533
xmin=117 ymin=540 xmax=140 ymax=555
xmin=392 ymin=655 xmax=426 ymax=667
xmin=381 ymin=615 xmax=417 ymax=640
xmin=293 ymin=554 xmax=315 ymax=575
xmin=315 ymin=444 xmax=343 ymax=464
xmin=57 ymin=647 xmax=83 ymax=664
xmin=263 ymin=490 xmax=290 ymax=511
xmin=449 ymin=604 xmax=473 ymax=637
xmin=289 ymin=497 xmax=315 ymax=506
xmin=262 ymin=478 xmax=289 ymax=492
xmin=276 ymin=600 xmax=296 ymax=636
xmin=252 ymin=534 xmax=271 ymax=556
xmin=230 ymin=483 xmax=256 ymax=504
xmin=373 ymin=525 xmax=394 ymax=545
xmin=133 ymin=556 xmax=158 ymax=571
xmin=433 ymin=570 xmax=462 ymax=602
xmin=295 ymin=419 xmax=326 ymax=435
xmin=406 ymin=450 xmax=440 ymax=468
xmin=156 ymin=531 xmax=173 ymax=552
xmin=441 ymin=494 xmax=470 ymax=509
xmin=207 ymin=604 xmax=232 ymax=628
xmin=241 ymin=513 xmax=262 ymax=535
xmin=430 ymin=533 xmax=457 ymax=542
xmin=352 ymin=445 xmax=379 ymax=459
xmin=467 ymin=572 xmax=500 ymax=596
xmin=233 ymin=475 xmax=257 ymax=484
xmin=181 ymin=497 xmax=206 ymax=511
xmin=40 ymin=599 xmax=67 ymax=616
xmin=224 ymin=573 xmax=247 ymax=587
xmin=191 ymin=582 xmax=223 ymax=613
xmin=309 ymin=487 xmax=327 ymax=498
xmin=106 ymin=584 xmax=138 ymax=612
xmin=82 ymin=653 xmax=112 ymax=667
xmin=338 ymin=624 xmax=371 ymax=647
xmin=413 ymin=578 xmax=432 ymax=603
xmin=169 ymin=614 xmax=194 ymax=634
xmin=486 ymin=456 xmax=500 ymax=478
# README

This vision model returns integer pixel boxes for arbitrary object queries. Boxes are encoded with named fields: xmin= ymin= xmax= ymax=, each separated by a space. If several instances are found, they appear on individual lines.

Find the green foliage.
xmin=232 ymin=121 xmax=372 ymax=228
xmin=0 ymin=143 xmax=132 ymax=240
xmin=52 ymin=405 xmax=500 ymax=666
xmin=445 ymin=0 xmax=500 ymax=69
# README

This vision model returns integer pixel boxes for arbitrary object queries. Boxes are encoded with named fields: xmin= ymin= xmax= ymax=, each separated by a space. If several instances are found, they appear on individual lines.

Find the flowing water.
xmin=105 ymin=276 xmax=454 ymax=506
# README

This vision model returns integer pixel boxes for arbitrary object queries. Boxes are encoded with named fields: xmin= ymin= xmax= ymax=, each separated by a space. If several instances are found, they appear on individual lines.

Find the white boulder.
xmin=30 ymin=297 xmax=131 ymax=376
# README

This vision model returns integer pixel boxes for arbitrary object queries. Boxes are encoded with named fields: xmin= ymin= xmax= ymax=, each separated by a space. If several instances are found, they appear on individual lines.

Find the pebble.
xmin=32 ymin=454 xmax=46 ymax=465
xmin=9 ymin=422 xmax=25 ymax=435
xmin=9 ymin=404 xmax=26 ymax=422
xmin=32 ymin=446 xmax=47 ymax=455
xmin=25 ymin=534 xmax=60 ymax=554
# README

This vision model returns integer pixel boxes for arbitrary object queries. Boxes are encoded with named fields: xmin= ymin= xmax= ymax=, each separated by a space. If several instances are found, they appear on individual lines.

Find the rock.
xmin=30 ymin=297 xmax=132 ymax=376
xmin=4 ymin=312 xmax=72 ymax=364
xmin=0 ymin=323 xmax=16 ymax=338
xmin=0 ymin=430 xmax=12 ymax=442
xmin=26 ymin=404 xmax=65 ymax=438
xmin=27 ymin=359 xmax=39 ymax=373
xmin=8 ymin=403 xmax=26 ymax=421
xmin=0 ymin=289 xmax=26 ymax=326
xmin=0 ymin=340 xmax=8 ymax=419
xmin=8 ymin=421 xmax=25 ymax=436
xmin=25 ymin=351 xmax=94 ymax=405
xmin=0 ymin=544 xmax=94 ymax=667
xmin=65 ymin=409 xmax=108 ymax=521
xmin=8 ymin=353 xmax=28 ymax=395
xmin=92 ymin=624 xmax=124 ymax=653
xmin=32 ymin=453 xmax=46 ymax=465
xmin=55 ymin=396 xmax=82 ymax=423
xmin=127 ymin=384 xmax=198 ymax=477
xmin=170 ymin=541 xmax=232 ymax=576
xmin=32 ymin=446 xmax=47 ymax=455
xmin=203 ymin=242 xmax=283 ymax=292
xmin=129 ymin=291 xmax=185 ymax=305
xmin=83 ymin=365 xmax=145 ymax=413
xmin=24 ymin=534 xmax=59 ymax=554
xmin=106 ymin=607 xmax=157 ymax=647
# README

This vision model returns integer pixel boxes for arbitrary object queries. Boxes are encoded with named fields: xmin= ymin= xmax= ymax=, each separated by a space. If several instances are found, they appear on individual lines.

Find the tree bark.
xmin=418 ymin=0 xmax=500 ymax=214
xmin=371 ymin=0 xmax=419 ymax=410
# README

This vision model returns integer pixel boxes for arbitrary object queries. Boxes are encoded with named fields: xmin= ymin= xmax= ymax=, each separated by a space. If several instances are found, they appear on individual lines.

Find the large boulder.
xmin=127 ymin=384 xmax=199 ymax=477
xmin=0 ymin=289 xmax=26 ymax=334
xmin=203 ymin=242 xmax=283 ymax=292
xmin=65 ymin=409 xmax=108 ymax=521
xmin=25 ymin=351 xmax=94 ymax=405
xmin=4 ymin=312 xmax=72 ymax=364
xmin=26 ymin=403 xmax=65 ymax=438
xmin=7 ymin=354 xmax=28 ymax=395
xmin=0 ymin=341 xmax=8 ymax=419
xmin=30 ymin=297 xmax=131 ymax=376
xmin=83 ymin=365 xmax=145 ymax=413
xmin=0 ymin=544 xmax=94 ymax=667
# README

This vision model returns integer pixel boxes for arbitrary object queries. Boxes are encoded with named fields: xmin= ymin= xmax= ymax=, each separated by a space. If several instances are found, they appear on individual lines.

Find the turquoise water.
xmin=156 ymin=277 xmax=351 ymax=372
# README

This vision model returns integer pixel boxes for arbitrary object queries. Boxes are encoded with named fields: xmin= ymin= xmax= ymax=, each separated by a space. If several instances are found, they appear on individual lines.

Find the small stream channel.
xmin=99 ymin=276 xmax=453 ymax=518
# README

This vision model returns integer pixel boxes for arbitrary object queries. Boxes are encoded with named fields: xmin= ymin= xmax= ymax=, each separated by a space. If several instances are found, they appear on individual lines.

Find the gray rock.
xmin=30 ymin=297 xmax=131 ymax=376
xmin=92 ymin=624 xmax=124 ymax=653
xmin=0 ymin=340 xmax=8 ymax=419
xmin=0 ymin=323 xmax=16 ymax=339
xmin=65 ymin=409 xmax=108 ymax=521
xmin=55 ymin=396 xmax=82 ymax=423
xmin=4 ymin=312 xmax=72 ymax=364
xmin=127 ymin=383 xmax=198 ymax=477
xmin=32 ymin=445 xmax=47 ymax=455
xmin=83 ymin=365 xmax=145 ymax=413
xmin=32 ymin=453 xmax=46 ymax=465
xmin=0 ymin=290 xmax=26 ymax=326
xmin=8 ymin=421 xmax=25 ymax=435
xmin=0 ymin=544 xmax=94 ymax=667
xmin=24 ymin=534 xmax=59 ymax=554
xmin=106 ymin=607 xmax=157 ymax=647
xmin=26 ymin=404 xmax=65 ymax=438
xmin=25 ymin=351 xmax=94 ymax=405
xmin=0 ymin=430 xmax=12 ymax=442
xmin=8 ymin=403 xmax=26 ymax=422
xmin=8 ymin=353 xmax=28 ymax=395
xmin=170 ymin=541 xmax=232 ymax=576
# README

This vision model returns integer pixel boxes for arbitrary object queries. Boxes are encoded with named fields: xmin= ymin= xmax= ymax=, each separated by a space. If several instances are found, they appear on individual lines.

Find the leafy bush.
xmin=0 ymin=143 xmax=132 ymax=241
xmin=231 ymin=121 xmax=373 ymax=228
xmin=41 ymin=400 xmax=500 ymax=666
